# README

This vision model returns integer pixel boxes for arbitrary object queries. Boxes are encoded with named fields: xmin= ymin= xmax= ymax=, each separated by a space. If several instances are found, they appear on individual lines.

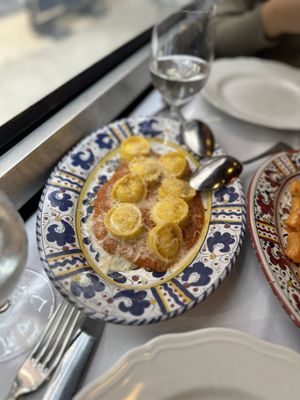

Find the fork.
xmin=6 ymin=301 xmax=82 ymax=400
xmin=242 ymin=142 xmax=293 ymax=165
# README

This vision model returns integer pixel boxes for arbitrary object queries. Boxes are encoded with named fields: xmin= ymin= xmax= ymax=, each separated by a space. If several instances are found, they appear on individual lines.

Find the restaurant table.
xmin=3 ymin=88 xmax=300 ymax=400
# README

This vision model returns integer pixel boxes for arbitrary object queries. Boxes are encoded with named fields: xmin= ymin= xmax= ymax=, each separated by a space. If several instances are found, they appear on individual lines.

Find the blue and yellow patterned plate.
xmin=37 ymin=117 xmax=245 ymax=324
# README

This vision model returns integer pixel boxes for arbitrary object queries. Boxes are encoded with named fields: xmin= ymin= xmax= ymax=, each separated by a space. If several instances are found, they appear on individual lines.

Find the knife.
xmin=43 ymin=317 xmax=105 ymax=400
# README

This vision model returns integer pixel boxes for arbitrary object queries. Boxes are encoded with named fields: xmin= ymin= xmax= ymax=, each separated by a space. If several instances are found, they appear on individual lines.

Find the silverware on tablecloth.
xmin=242 ymin=142 xmax=292 ymax=164
xmin=43 ymin=317 xmax=105 ymax=400
xmin=189 ymin=142 xmax=293 ymax=191
xmin=6 ymin=301 xmax=82 ymax=400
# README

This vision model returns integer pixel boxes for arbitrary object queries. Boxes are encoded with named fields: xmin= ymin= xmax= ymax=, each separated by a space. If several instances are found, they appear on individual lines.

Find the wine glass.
xmin=0 ymin=191 xmax=55 ymax=362
xmin=149 ymin=5 xmax=216 ymax=122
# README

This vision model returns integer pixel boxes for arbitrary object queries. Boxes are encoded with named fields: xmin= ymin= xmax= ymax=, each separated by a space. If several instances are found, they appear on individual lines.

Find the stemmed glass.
xmin=0 ymin=191 xmax=55 ymax=362
xmin=149 ymin=5 xmax=216 ymax=123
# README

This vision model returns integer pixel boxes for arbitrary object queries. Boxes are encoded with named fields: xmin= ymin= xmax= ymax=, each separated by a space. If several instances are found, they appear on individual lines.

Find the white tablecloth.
xmin=3 ymin=89 xmax=300 ymax=400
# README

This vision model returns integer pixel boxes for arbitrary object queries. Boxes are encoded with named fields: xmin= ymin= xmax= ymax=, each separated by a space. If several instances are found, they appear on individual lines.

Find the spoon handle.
xmin=243 ymin=142 xmax=292 ymax=165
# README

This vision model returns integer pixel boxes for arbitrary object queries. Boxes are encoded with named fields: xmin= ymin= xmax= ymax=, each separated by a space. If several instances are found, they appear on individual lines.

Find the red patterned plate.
xmin=248 ymin=150 xmax=300 ymax=328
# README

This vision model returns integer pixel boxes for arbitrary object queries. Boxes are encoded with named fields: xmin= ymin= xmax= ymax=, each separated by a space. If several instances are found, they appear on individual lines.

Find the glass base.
xmin=155 ymin=105 xmax=183 ymax=123
xmin=0 ymin=269 xmax=55 ymax=362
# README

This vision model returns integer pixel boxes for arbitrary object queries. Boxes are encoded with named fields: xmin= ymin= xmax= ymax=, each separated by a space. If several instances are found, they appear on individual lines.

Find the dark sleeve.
xmin=215 ymin=0 xmax=277 ymax=57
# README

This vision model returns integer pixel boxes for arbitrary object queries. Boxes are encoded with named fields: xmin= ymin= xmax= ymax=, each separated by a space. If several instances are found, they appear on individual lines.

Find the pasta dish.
xmin=89 ymin=136 xmax=205 ymax=273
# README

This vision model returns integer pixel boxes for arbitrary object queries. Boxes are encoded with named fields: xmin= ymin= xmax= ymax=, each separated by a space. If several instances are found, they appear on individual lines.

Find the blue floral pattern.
xmin=95 ymin=132 xmax=114 ymax=149
xmin=48 ymin=190 xmax=73 ymax=212
xmin=138 ymin=119 xmax=162 ymax=137
xmin=182 ymin=262 xmax=213 ymax=286
xmin=98 ymin=175 xmax=108 ymax=186
xmin=82 ymin=237 xmax=99 ymax=262
xmin=70 ymin=273 xmax=105 ymax=299
xmin=152 ymin=271 xmax=166 ymax=278
xmin=215 ymin=186 xmax=239 ymax=203
xmin=71 ymin=149 xmax=95 ymax=170
xmin=114 ymin=290 xmax=150 ymax=316
xmin=46 ymin=219 xmax=76 ymax=246
xmin=109 ymin=272 xmax=127 ymax=284
xmin=207 ymin=232 xmax=235 ymax=253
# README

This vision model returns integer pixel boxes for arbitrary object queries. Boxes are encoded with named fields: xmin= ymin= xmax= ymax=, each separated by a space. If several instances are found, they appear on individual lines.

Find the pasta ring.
xmin=104 ymin=203 xmax=143 ymax=240
xmin=120 ymin=136 xmax=150 ymax=161
xmin=159 ymin=178 xmax=196 ymax=202
xmin=159 ymin=151 xmax=188 ymax=178
xmin=129 ymin=157 xmax=161 ymax=184
xmin=112 ymin=174 xmax=147 ymax=203
xmin=147 ymin=222 xmax=183 ymax=261
xmin=151 ymin=197 xmax=189 ymax=226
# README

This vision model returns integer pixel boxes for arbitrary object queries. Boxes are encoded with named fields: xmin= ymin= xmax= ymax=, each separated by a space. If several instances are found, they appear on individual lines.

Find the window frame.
xmin=0 ymin=27 xmax=152 ymax=156
xmin=0 ymin=43 xmax=152 ymax=209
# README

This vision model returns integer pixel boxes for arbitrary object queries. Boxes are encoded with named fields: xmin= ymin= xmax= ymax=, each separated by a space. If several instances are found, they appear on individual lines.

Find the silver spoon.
xmin=189 ymin=155 xmax=243 ymax=191
xmin=182 ymin=119 xmax=215 ymax=158
xmin=189 ymin=142 xmax=292 ymax=191
xmin=154 ymin=102 xmax=215 ymax=157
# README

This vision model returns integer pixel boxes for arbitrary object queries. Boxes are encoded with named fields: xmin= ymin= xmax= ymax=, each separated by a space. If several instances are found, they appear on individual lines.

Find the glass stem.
xmin=0 ymin=300 xmax=10 ymax=313
xmin=170 ymin=105 xmax=185 ymax=123
xmin=169 ymin=104 xmax=185 ymax=144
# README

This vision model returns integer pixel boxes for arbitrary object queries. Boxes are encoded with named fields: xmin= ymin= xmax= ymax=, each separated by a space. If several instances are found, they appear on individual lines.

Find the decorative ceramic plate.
xmin=248 ymin=150 xmax=300 ymax=328
xmin=203 ymin=58 xmax=300 ymax=130
xmin=37 ymin=117 xmax=245 ymax=324
xmin=74 ymin=327 xmax=300 ymax=400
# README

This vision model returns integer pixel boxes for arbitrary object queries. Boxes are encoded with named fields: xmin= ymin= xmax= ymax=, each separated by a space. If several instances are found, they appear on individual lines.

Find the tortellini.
xmin=147 ymin=222 xmax=183 ymax=261
xmin=159 ymin=151 xmax=188 ymax=178
xmin=159 ymin=178 xmax=196 ymax=202
xmin=151 ymin=197 xmax=189 ymax=226
xmin=101 ymin=136 xmax=199 ymax=265
xmin=112 ymin=174 xmax=147 ymax=203
xmin=129 ymin=157 xmax=161 ymax=184
xmin=120 ymin=136 xmax=150 ymax=161
xmin=104 ymin=203 xmax=143 ymax=240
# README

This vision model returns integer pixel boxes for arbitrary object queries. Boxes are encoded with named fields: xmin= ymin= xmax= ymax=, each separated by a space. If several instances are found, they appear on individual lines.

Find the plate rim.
xmin=203 ymin=57 xmax=300 ymax=130
xmin=247 ymin=150 xmax=300 ymax=328
xmin=74 ymin=326 xmax=300 ymax=400
xmin=36 ymin=116 xmax=246 ymax=325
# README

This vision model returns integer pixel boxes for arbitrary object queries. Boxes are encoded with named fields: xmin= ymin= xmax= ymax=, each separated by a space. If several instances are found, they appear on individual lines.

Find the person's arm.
xmin=215 ymin=0 xmax=276 ymax=57
xmin=261 ymin=0 xmax=300 ymax=39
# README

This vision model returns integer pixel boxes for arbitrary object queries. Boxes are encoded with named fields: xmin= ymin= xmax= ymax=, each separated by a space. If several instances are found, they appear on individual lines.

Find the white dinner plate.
xmin=75 ymin=328 xmax=300 ymax=400
xmin=203 ymin=58 xmax=300 ymax=130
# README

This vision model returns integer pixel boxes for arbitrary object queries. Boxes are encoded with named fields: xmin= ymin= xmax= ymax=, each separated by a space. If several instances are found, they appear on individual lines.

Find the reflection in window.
xmin=0 ymin=0 xmax=189 ymax=127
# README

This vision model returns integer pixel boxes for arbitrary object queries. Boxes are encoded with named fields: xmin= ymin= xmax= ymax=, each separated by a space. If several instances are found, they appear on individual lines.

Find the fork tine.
xmin=33 ymin=302 xmax=69 ymax=362
xmin=30 ymin=302 xmax=66 ymax=359
xmin=42 ymin=306 xmax=81 ymax=371
xmin=46 ymin=310 xmax=81 ymax=374
xmin=5 ymin=301 xmax=83 ymax=400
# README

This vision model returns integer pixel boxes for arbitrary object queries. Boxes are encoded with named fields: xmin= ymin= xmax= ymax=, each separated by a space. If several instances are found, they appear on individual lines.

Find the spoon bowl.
xmin=189 ymin=155 xmax=243 ymax=191
xmin=183 ymin=119 xmax=215 ymax=158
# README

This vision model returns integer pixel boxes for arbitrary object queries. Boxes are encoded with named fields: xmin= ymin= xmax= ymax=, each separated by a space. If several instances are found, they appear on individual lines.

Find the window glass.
xmin=0 ymin=0 xmax=189 ymax=127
